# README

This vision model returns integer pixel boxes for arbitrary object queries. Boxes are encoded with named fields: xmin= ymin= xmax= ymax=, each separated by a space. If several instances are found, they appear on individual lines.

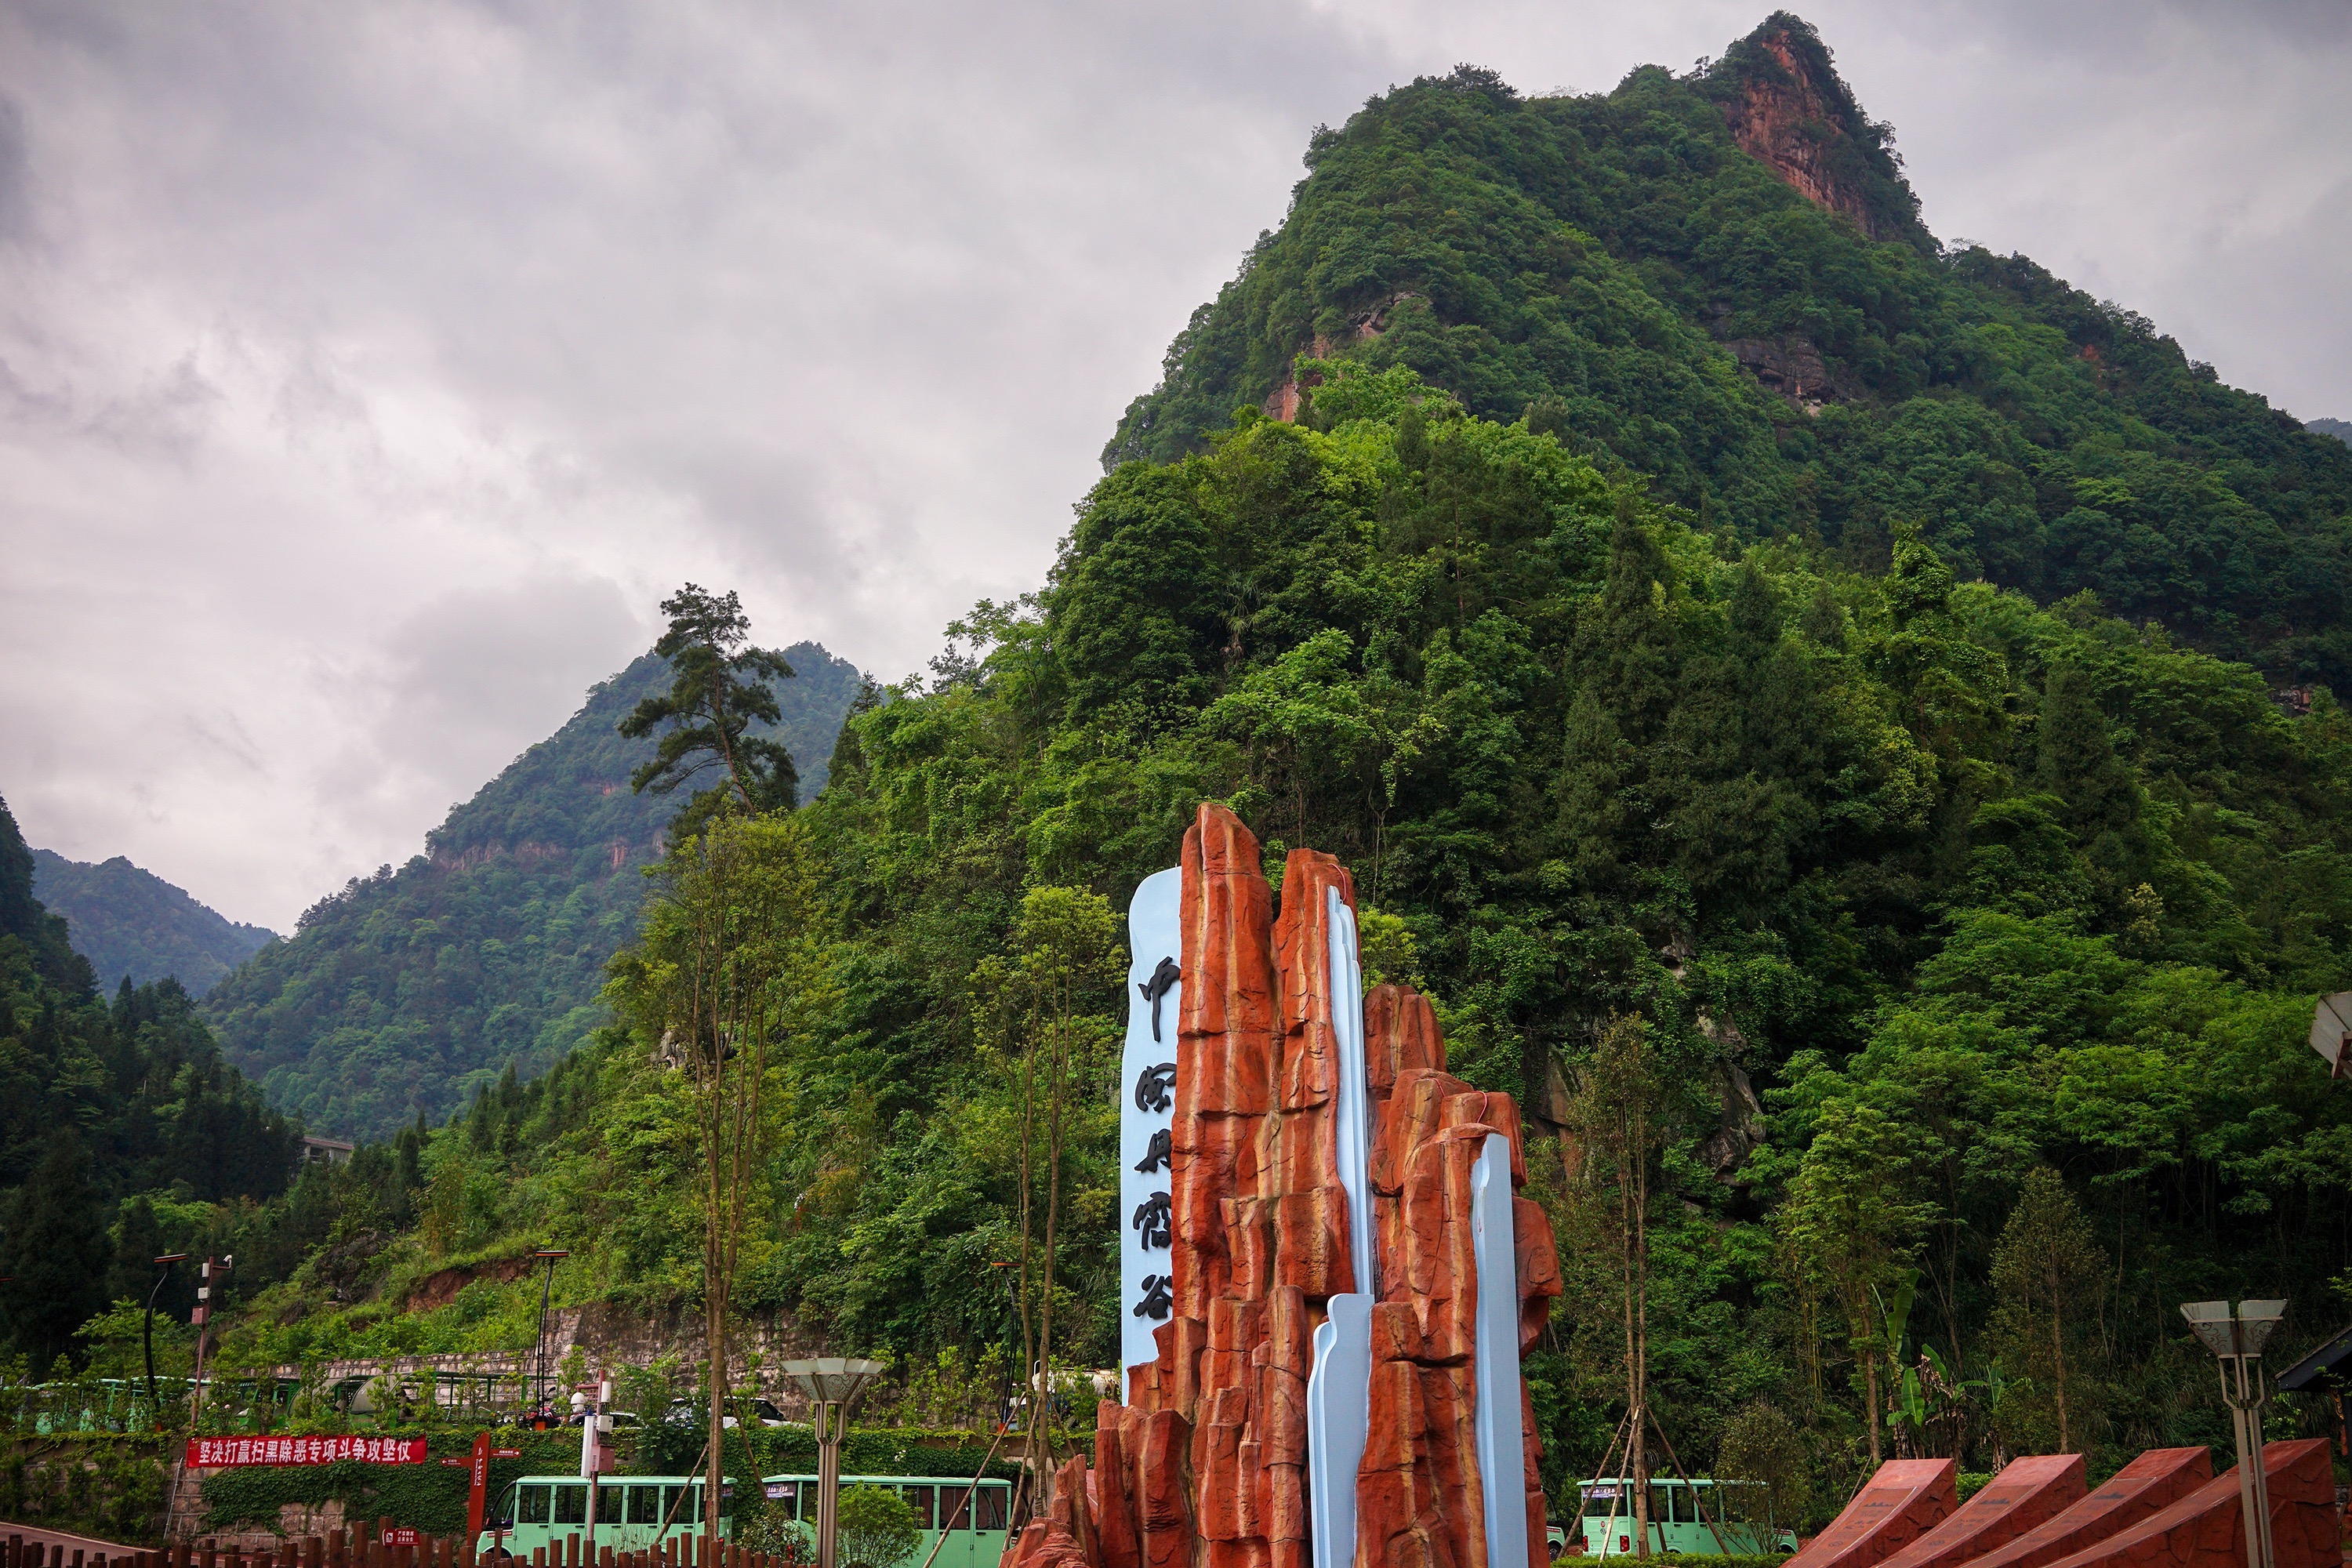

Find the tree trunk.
xmin=1864 ymin=1347 xmax=1882 ymax=1468
xmin=2052 ymin=1298 xmax=2069 ymax=1453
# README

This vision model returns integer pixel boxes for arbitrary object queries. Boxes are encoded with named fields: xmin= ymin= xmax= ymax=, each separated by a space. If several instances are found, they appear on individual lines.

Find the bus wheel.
xmin=1547 ymin=1541 xmax=1564 ymax=1562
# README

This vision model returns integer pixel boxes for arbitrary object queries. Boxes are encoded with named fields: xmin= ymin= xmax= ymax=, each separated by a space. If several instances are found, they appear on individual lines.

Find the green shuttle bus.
xmin=757 ymin=1473 xmax=1014 ymax=1568
xmin=478 ymin=1475 xmax=733 ymax=1560
xmin=1551 ymin=1479 xmax=1796 ymax=1559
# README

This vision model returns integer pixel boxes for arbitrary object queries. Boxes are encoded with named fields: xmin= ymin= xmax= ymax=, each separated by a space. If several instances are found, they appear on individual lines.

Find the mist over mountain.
xmin=29 ymin=849 xmax=277 ymax=996
xmin=201 ymin=641 xmax=868 ymax=1139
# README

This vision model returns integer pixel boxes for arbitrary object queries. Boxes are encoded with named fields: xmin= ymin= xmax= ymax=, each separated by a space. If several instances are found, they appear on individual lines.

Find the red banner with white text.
xmin=186 ymin=1436 xmax=427 ymax=1468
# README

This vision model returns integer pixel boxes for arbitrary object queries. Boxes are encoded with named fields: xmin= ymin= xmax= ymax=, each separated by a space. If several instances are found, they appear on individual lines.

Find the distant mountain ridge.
xmin=204 ymin=640 xmax=869 ymax=1139
xmin=29 ymin=849 xmax=277 ymax=996
xmin=2311 ymin=417 xmax=2352 ymax=447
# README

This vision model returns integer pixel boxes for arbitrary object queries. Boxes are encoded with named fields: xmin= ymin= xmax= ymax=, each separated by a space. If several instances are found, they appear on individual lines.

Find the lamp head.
xmin=779 ymin=1357 xmax=886 ymax=1406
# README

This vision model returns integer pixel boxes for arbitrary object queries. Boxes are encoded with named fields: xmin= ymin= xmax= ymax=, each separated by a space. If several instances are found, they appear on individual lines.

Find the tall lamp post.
xmin=144 ymin=1253 xmax=192 ymax=1413
xmin=780 ymin=1358 xmax=884 ymax=1568
xmin=532 ymin=1249 xmax=569 ymax=1422
xmin=2181 ymin=1298 xmax=2288 ymax=1568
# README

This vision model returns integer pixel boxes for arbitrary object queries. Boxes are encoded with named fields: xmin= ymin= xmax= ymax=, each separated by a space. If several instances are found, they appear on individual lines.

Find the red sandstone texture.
xmin=1784 ymin=1459 xmax=1958 ymax=1568
xmin=2035 ymin=1440 xmax=2338 ymax=1568
xmin=1871 ymin=1455 xmax=2085 ymax=1568
xmin=1715 ymin=25 xmax=1887 ymax=239
xmin=1013 ymin=804 xmax=1560 ymax=1568
xmin=1955 ymin=1450 xmax=2211 ymax=1568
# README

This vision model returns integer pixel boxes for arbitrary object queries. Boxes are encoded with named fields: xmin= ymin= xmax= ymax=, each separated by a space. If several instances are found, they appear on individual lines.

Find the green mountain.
xmin=0 ymin=796 xmax=296 ymax=1372
xmin=2310 ymin=416 xmax=2352 ymax=447
xmin=30 ymin=848 xmax=277 ymax=996
xmin=1109 ymin=15 xmax=2352 ymax=686
xmin=202 ymin=641 xmax=868 ymax=1140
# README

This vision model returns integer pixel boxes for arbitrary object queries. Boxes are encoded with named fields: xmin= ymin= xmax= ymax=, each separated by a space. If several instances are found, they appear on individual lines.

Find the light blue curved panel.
xmin=1472 ymin=1133 xmax=1526 ymax=1568
xmin=1120 ymin=866 xmax=1184 ymax=1385
xmin=1307 ymin=884 xmax=1374 ymax=1568
xmin=1307 ymin=1293 xmax=1371 ymax=1568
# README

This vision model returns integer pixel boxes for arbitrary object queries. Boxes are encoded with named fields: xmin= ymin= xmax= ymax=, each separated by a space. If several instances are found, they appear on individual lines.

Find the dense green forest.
xmin=201 ymin=642 xmax=866 ymax=1140
xmin=30 ymin=849 xmax=275 ymax=996
xmin=0 ymin=799 xmax=298 ymax=1373
xmin=1109 ymin=16 xmax=2352 ymax=688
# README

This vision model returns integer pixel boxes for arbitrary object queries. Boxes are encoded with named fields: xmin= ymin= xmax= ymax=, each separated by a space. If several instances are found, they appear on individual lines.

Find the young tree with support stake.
xmin=1564 ymin=1014 xmax=1686 ymax=1557
xmin=609 ymin=814 xmax=823 ymax=1562
xmin=971 ymin=887 xmax=1120 ymax=1520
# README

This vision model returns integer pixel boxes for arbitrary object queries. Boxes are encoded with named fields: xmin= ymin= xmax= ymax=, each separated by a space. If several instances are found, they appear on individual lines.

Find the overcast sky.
xmin=2 ymin=0 xmax=2346 ymax=931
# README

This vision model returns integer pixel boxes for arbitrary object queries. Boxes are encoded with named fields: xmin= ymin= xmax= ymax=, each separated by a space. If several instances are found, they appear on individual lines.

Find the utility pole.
xmin=144 ymin=1253 xmax=192 ymax=1414
xmin=189 ymin=1256 xmax=233 ymax=1425
xmin=532 ymin=1250 xmax=569 ymax=1424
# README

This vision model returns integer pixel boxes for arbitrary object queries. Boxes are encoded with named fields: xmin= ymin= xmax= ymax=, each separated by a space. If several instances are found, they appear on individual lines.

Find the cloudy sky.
xmin=2 ymin=0 xmax=2346 ymax=931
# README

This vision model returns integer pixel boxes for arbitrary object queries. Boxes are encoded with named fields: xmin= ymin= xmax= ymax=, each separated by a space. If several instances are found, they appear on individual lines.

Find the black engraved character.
xmin=1131 ymin=1190 xmax=1172 ymax=1250
xmin=1137 ymin=956 xmax=1181 ymax=1042
xmin=1133 ymin=1273 xmax=1173 ymax=1320
xmin=1133 ymin=1127 xmax=1171 ymax=1174
xmin=1133 ymin=1062 xmax=1177 ymax=1113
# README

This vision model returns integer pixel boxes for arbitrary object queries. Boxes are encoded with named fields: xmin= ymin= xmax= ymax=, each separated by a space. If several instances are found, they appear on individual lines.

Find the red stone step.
xmin=1784 ymin=1460 xmax=1958 ymax=1568
xmin=2036 ymin=1440 xmax=2337 ymax=1568
xmin=1947 ymin=1449 xmax=2210 ymax=1568
xmin=1870 ymin=1455 xmax=2087 ymax=1568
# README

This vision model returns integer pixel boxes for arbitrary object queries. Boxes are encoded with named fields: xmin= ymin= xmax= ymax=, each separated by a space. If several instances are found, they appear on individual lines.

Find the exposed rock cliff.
xmin=1701 ymin=13 xmax=1929 ymax=249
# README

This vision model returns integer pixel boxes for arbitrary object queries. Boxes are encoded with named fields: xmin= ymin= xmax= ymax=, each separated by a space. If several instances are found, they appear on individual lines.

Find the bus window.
xmin=764 ymin=1482 xmax=800 ymax=1521
xmin=554 ymin=1484 xmax=589 ymax=1526
xmin=975 ymin=1486 xmax=1007 ymax=1532
xmin=628 ymin=1486 xmax=663 ymax=1525
xmin=902 ymin=1486 xmax=935 ymax=1530
xmin=944 ymin=1486 xmax=972 ymax=1530
xmin=665 ymin=1485 xmax=699 ymax=1524
xmin=520 ymin=1486 xmax=553 ymax=1526
xmin=715 ymin=1485 xmax=734 ymax=1519
xmin=597 ymin=1484 xmax=625 ymax=1524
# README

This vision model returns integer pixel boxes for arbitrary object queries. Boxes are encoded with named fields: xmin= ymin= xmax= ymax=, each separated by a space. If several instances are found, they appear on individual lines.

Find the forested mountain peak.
xmin=1697 ymin=12 xmax=1927 ymax=248
xmin=207 ymin=640 xmax=870 ymax=1138
xmin=30 ymin=848 xmax=276 ymax=996
xmin=1106 ymin=15 xmax=2352 ymax=686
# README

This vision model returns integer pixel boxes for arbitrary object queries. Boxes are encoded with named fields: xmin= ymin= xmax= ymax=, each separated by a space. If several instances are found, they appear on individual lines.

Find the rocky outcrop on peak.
xmin=1704 ymin=13 xmax=1926 ymax=248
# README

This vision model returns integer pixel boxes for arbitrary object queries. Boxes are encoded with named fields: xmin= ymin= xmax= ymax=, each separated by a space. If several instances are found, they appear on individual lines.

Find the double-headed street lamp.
xmin=2181 ymin=1298 xmax=2288 ymax=1568
xmin=780 ymin=1358 xmax=885 ymax=1568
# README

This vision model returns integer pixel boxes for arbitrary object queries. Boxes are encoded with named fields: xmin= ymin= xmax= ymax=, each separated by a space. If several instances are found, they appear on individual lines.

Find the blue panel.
xmin=1473 ymin=1133 xmax=1527 ymax=1568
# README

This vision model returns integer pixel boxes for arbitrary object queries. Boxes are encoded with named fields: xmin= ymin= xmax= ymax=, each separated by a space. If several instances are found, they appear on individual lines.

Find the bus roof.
xmin=757 ymin=1474 xmax=1010 ymax=1486
xmin=1577 ymin=1477 xmax=1752 ymax=1487
xmin=507 ymin=1475 xmax=735 ymax=1485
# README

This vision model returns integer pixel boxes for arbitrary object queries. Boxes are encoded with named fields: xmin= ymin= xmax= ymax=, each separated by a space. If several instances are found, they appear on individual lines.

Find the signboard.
xmin=1119 ymin=867 xmax=1182 ymax=1385
xmin=381 ymin=1530 xmax=421 ymax=1549
xmin=187 ymin=1436 xmax=426 ymax=1468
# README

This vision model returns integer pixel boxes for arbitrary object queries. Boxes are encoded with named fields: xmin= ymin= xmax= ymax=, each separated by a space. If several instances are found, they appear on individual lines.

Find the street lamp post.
xmin=532 ymin=1250 xmax=569 ymax=1421
xmin=780 ymin=1359 xmax=884 ymax=1568
xmin=2181 ymin=1298 xmax=2288 ymax=1568
xmin=144 ymin=1254 xmax=192 ymax=1413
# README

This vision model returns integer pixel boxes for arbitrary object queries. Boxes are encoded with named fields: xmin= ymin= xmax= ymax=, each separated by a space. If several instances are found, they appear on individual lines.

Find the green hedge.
xmin=0 ymin=1434 xmax=175 ymax=1544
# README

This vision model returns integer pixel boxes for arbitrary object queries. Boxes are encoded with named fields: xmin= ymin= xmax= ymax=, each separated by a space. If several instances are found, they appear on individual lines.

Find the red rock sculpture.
xmin=1083 ymin=805 xmax=1557 ymax=1568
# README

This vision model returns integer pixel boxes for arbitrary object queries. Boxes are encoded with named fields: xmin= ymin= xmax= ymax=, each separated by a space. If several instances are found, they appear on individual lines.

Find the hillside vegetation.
xmin=0 ymin=798 xmax=296 ymax=1373
xmin=201 ymin=643 xmax=866 ymax=1140
xmin=30 ymin=849 xmax=276 ymax=996
xmin=1109 ymin=16 xmax=2352 ymax=686
xmin=204 ymin=367 xmax=2352 ymax=1505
